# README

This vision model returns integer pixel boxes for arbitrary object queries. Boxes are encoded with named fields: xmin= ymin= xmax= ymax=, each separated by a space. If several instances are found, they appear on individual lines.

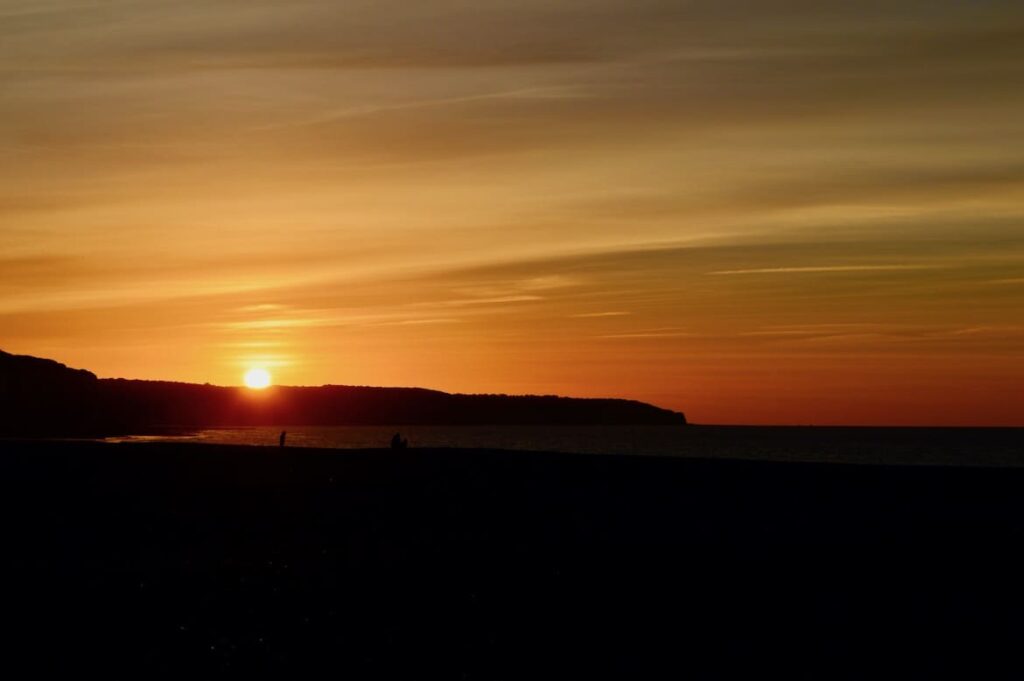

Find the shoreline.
xmin=8 ymin=421 xmax=1021 ymax=467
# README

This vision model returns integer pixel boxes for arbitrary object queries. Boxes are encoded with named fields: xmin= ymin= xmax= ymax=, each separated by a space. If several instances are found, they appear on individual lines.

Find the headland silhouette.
xmin=0 ymin=349 xmax=685 ymax=438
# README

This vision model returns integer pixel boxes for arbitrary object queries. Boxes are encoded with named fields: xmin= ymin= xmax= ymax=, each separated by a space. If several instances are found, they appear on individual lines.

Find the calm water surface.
xmin=106 ymin=425 xmax=1024 ymax=466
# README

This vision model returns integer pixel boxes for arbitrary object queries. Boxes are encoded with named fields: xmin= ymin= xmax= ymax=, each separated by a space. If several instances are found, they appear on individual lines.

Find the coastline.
xmin=34 ymin=421 xmax=1024 ymax=467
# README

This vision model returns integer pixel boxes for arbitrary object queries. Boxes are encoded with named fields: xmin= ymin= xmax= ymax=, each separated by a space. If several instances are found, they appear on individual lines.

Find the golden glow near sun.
xmin=244 ymin=368 xmax=272 ymax=390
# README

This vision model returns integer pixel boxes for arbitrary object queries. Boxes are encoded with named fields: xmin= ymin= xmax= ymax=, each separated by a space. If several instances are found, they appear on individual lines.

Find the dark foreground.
xmin=3 ymin=440 xmax=1024 ymax=677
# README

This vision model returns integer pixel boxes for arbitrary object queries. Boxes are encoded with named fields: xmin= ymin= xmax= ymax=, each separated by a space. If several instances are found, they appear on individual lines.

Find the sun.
xmin=243 ymin=367 xmax=272 ymax=390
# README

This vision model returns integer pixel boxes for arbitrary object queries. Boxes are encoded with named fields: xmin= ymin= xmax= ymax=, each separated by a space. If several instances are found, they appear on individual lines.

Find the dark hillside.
xmin=0 ymin=350 xmax=686 ymax=436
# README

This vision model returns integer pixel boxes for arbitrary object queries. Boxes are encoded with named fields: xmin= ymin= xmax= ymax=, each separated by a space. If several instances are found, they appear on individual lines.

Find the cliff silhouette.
xmin=0 ymin=350 xmax=686 ymax=436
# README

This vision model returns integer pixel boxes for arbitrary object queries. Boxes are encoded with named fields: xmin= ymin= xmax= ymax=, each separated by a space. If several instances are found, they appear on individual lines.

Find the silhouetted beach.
xmin=3 ymin=437 xmax=1024 ymax=675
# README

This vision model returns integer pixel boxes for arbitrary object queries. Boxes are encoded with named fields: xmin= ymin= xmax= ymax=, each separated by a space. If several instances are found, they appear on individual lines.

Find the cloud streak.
xmin=709 ymin=265 xmax=946 ymax=276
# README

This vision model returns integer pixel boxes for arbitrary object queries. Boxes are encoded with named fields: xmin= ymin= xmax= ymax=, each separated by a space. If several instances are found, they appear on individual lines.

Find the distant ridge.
xmin=0 ymin=350 xmax=686 ymax=436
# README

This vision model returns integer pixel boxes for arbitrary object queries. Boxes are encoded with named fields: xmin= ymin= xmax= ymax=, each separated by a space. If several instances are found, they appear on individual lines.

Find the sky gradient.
xmin=2 ymin=0 xmax=1022 ymax=425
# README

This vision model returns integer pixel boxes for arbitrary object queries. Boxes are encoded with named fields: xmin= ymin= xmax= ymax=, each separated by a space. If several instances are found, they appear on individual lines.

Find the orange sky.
xmin=2 ymin=1 xmax=1023 ymax=425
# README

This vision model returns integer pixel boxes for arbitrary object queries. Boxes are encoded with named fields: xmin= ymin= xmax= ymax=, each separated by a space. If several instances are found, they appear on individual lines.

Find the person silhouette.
xmin=279 ymin=430 xmax=287 ymax=448
xmin=390 ymin=432 xmax=407 ymax=449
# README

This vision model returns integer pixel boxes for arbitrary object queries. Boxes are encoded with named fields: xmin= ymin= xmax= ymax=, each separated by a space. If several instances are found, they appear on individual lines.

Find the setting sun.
xmin=243 ymin=368 xmax=272 ymax=390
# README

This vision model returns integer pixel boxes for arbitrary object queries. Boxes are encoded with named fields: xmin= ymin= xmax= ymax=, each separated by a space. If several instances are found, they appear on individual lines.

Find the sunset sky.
xmin=2 ymin=0 xmax=1022 ymax=425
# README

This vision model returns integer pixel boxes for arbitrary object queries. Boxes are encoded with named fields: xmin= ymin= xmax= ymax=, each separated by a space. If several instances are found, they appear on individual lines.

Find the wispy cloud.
xmin=433 ymin=295 xmax=544 ymax=308
xmin=709 ymin=265 xmax=945 ymax=276
xmin=598 ymin=328 xmax=691 ymax=339
xmin=257 ymin=86 xmax=591 ymax=131
xmin=369 ymin=318 xmax=459 ymax=327
xmin=570 ymin=311 xmax=630 ymax=318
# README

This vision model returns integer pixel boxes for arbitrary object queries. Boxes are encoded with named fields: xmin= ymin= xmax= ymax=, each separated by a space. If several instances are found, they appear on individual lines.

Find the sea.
xmin=104 ymin=424 xmax=1024 ymax=466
